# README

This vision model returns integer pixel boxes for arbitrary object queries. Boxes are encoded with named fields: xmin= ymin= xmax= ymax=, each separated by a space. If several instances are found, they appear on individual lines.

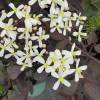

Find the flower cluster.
xmin=0 ymin=0 xmax=87 ymax=90
xmin=36 ymin=43 xmax=87 ymax=90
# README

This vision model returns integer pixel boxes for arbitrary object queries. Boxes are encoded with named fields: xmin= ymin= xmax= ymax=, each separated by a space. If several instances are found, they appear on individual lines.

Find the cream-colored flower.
xmin=73 ymin=13 xmax=87 ymax=26
xmin=31 ymin=27 xmax=49 ymax=48
xmin=0 ymin=18 xmax=17 ymax=40
xmin=74 ymin=59 xmax=87 ymax=82
xmin=37 ymin=57 xmax=52 ymax=73
xmin=0 ymin=38 xmax=18 ymax=57
xmin=7 ymin=3 xmax=24 ymax=19
xmin=52 ymin=70 xmax=74 ymax=90
xmin=33 ymin=49 xmax=46 ymax=64
xmin=62 ymin=43 xmax=81 ymax=63
xmin=73 ymin=25 xmax=87 ymax=42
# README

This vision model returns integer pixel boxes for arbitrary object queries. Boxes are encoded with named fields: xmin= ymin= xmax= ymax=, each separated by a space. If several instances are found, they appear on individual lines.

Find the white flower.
xmin=17 ymin=27 xmax=32 ymax=39
xmin=73 ymin=13 xmax=87 ymax=26
xmin=73 ymin=25 xmax=87 ymax=42
xmin=37 ymin=57 xmax=52 ymax=73
xmin=31 ymin=27 xmax=49 ymax=48
xmin=42 ymin=13 xmax=57 ymax=28
xmin=7 ymin=3 xmax=24 ymax=19
xmin=33 ymin=14 xmax=42 ymax=25
xmin=33 ymin=49 xmax=46 ymax=64
xmin=62 ymin=43 xmax=81 ymax=63
xmin=4 ymin=50 xmax=19 ymax=59
xmin=0 ymin=38 xmax=17 ymax=57
xmin=74 ymin=59 xmax=87 ymax=82
xmin=16 ymin=51 xmax=33 ymax=67
xmin=0 ymin=18 xmax=17 ymax=40
xmin=50 ymin=22 xmax=63 ymax=34
xmin=52 ymin=70 xmax=74 ymax=90
xmin=49 ymin=49 xmax=62 ymax=63
xmin=16 ymin=42 xmax=34 ymax=67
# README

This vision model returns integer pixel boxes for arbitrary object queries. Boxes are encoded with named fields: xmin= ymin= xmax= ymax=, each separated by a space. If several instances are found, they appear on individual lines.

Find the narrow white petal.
xmin=71 ymin=43 xmax=75 ymax=51
xmin=76 ymin=59 xmax=80 ymax=68
xmin=37 ymin=66 xmax=44 ymax=73
xmin=63 ymin=79 xmax=71 ymax=87
xmin=76 ymin=20 xmax=80 ymax=26
xmin=33 ymin=56 xmax=45 ymax=64
xmin=0 ymin=49 xmax=4 ymax=57
xmin=73 ymin=32 xmax=78 ymax=36
xmin=62 ymin=69 xmax=75 ymax=77
xmin=51 ymin=72 xmax=59 ymax=78
xmin=75 ymin=50 xmax=81 ymax=55
xmin=79 ymin=25 xmax=83 ymax=32
xmin=78 ymin=35 xmax=82 ymax=42
xmin=67 ymin=57 xmax=74 ymax=64
xmin=28 ymin=0 xmax=37 ymax=5
xmin=18 ymin=4 xmax=24 ymax=9
xmin=75 ymin=73 xmax=79 ymax=82
xmin=79 ymin=65 xmax=87 ymax=70
xmin=50 ymin=27 xmax=56 ymax=33
xmin=5 ymin=54 xmax=12 ymax=59
xmin=1 ymin=30 xmax=6 ymax=37
xmin=9 ymin=3 xmax=15 ymax=9
xmin=16 ymin=11 xmax=23 ymax=19
xmin=7 ymin=11 xmax=14 ymax=17
xmin=52 ymin=81 xmax=60 ymax=90
xmin=8 ymin=18 xmax=13 ymax=25
xmin=55 ymin=49 xmax=62 ymax=58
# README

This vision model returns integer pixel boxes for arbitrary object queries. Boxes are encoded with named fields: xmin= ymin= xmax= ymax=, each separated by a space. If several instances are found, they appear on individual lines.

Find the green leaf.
xmin=28 ymin=81 xmax=46 ymax=97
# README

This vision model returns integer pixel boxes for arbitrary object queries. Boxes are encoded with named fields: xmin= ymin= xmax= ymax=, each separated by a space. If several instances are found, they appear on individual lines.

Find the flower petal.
xmin=52 ymin=80 xmax=60 ymax=90
xmin=63 ymin=79 xmax=71 ymax=87
xmin=37 ymin=66 xmax=44 ymax=73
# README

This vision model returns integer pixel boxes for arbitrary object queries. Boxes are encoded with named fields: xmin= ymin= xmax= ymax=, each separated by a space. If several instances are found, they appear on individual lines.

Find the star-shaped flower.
xmin=7 ymin=3 xmax=24 ymax=19
xmin=73 ymin=25 xmax=87 ymax=42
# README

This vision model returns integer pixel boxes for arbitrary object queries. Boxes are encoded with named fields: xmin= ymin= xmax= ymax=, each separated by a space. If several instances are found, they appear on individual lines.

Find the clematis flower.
xmin=33 ymin=49 xmax=46 ymax=64
xmin=49 ymin=49 xmax=62 ymax=63
xmin=5 ymin=50 xmax=19 ymax=59
xmin=74 ymin=59 xmax=87 ymax=82
xmin=73 ymin=13 xmax=87 ymax=26
xmin=17 ymin=27 xmax=32 ymax=39
xmin=0 ymin=38 xmax=17 ymax=57
xmin=50 ymin=22 xmax=63 ymax=34
xmin=62 ymin=43 xmax=81 ymax=63
xmin=16 ymin=51 xmax=33 ymax=67
xmin=51 ymin=70 xmax=74 ymax=90
xmin=37 ymin=57 xmax=52 ymax=73
xmin=73 ymin=25 xmax=87 ymax=42
xmin=0 ymin=18 xmax=17 ymax=40
xmin=7 ymin=3 xmax=24 ymax=19
xmin=31 ymin=27 xmax=49 ymax=48
xmin=33 ymin=14 xmax=42 ymax=25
